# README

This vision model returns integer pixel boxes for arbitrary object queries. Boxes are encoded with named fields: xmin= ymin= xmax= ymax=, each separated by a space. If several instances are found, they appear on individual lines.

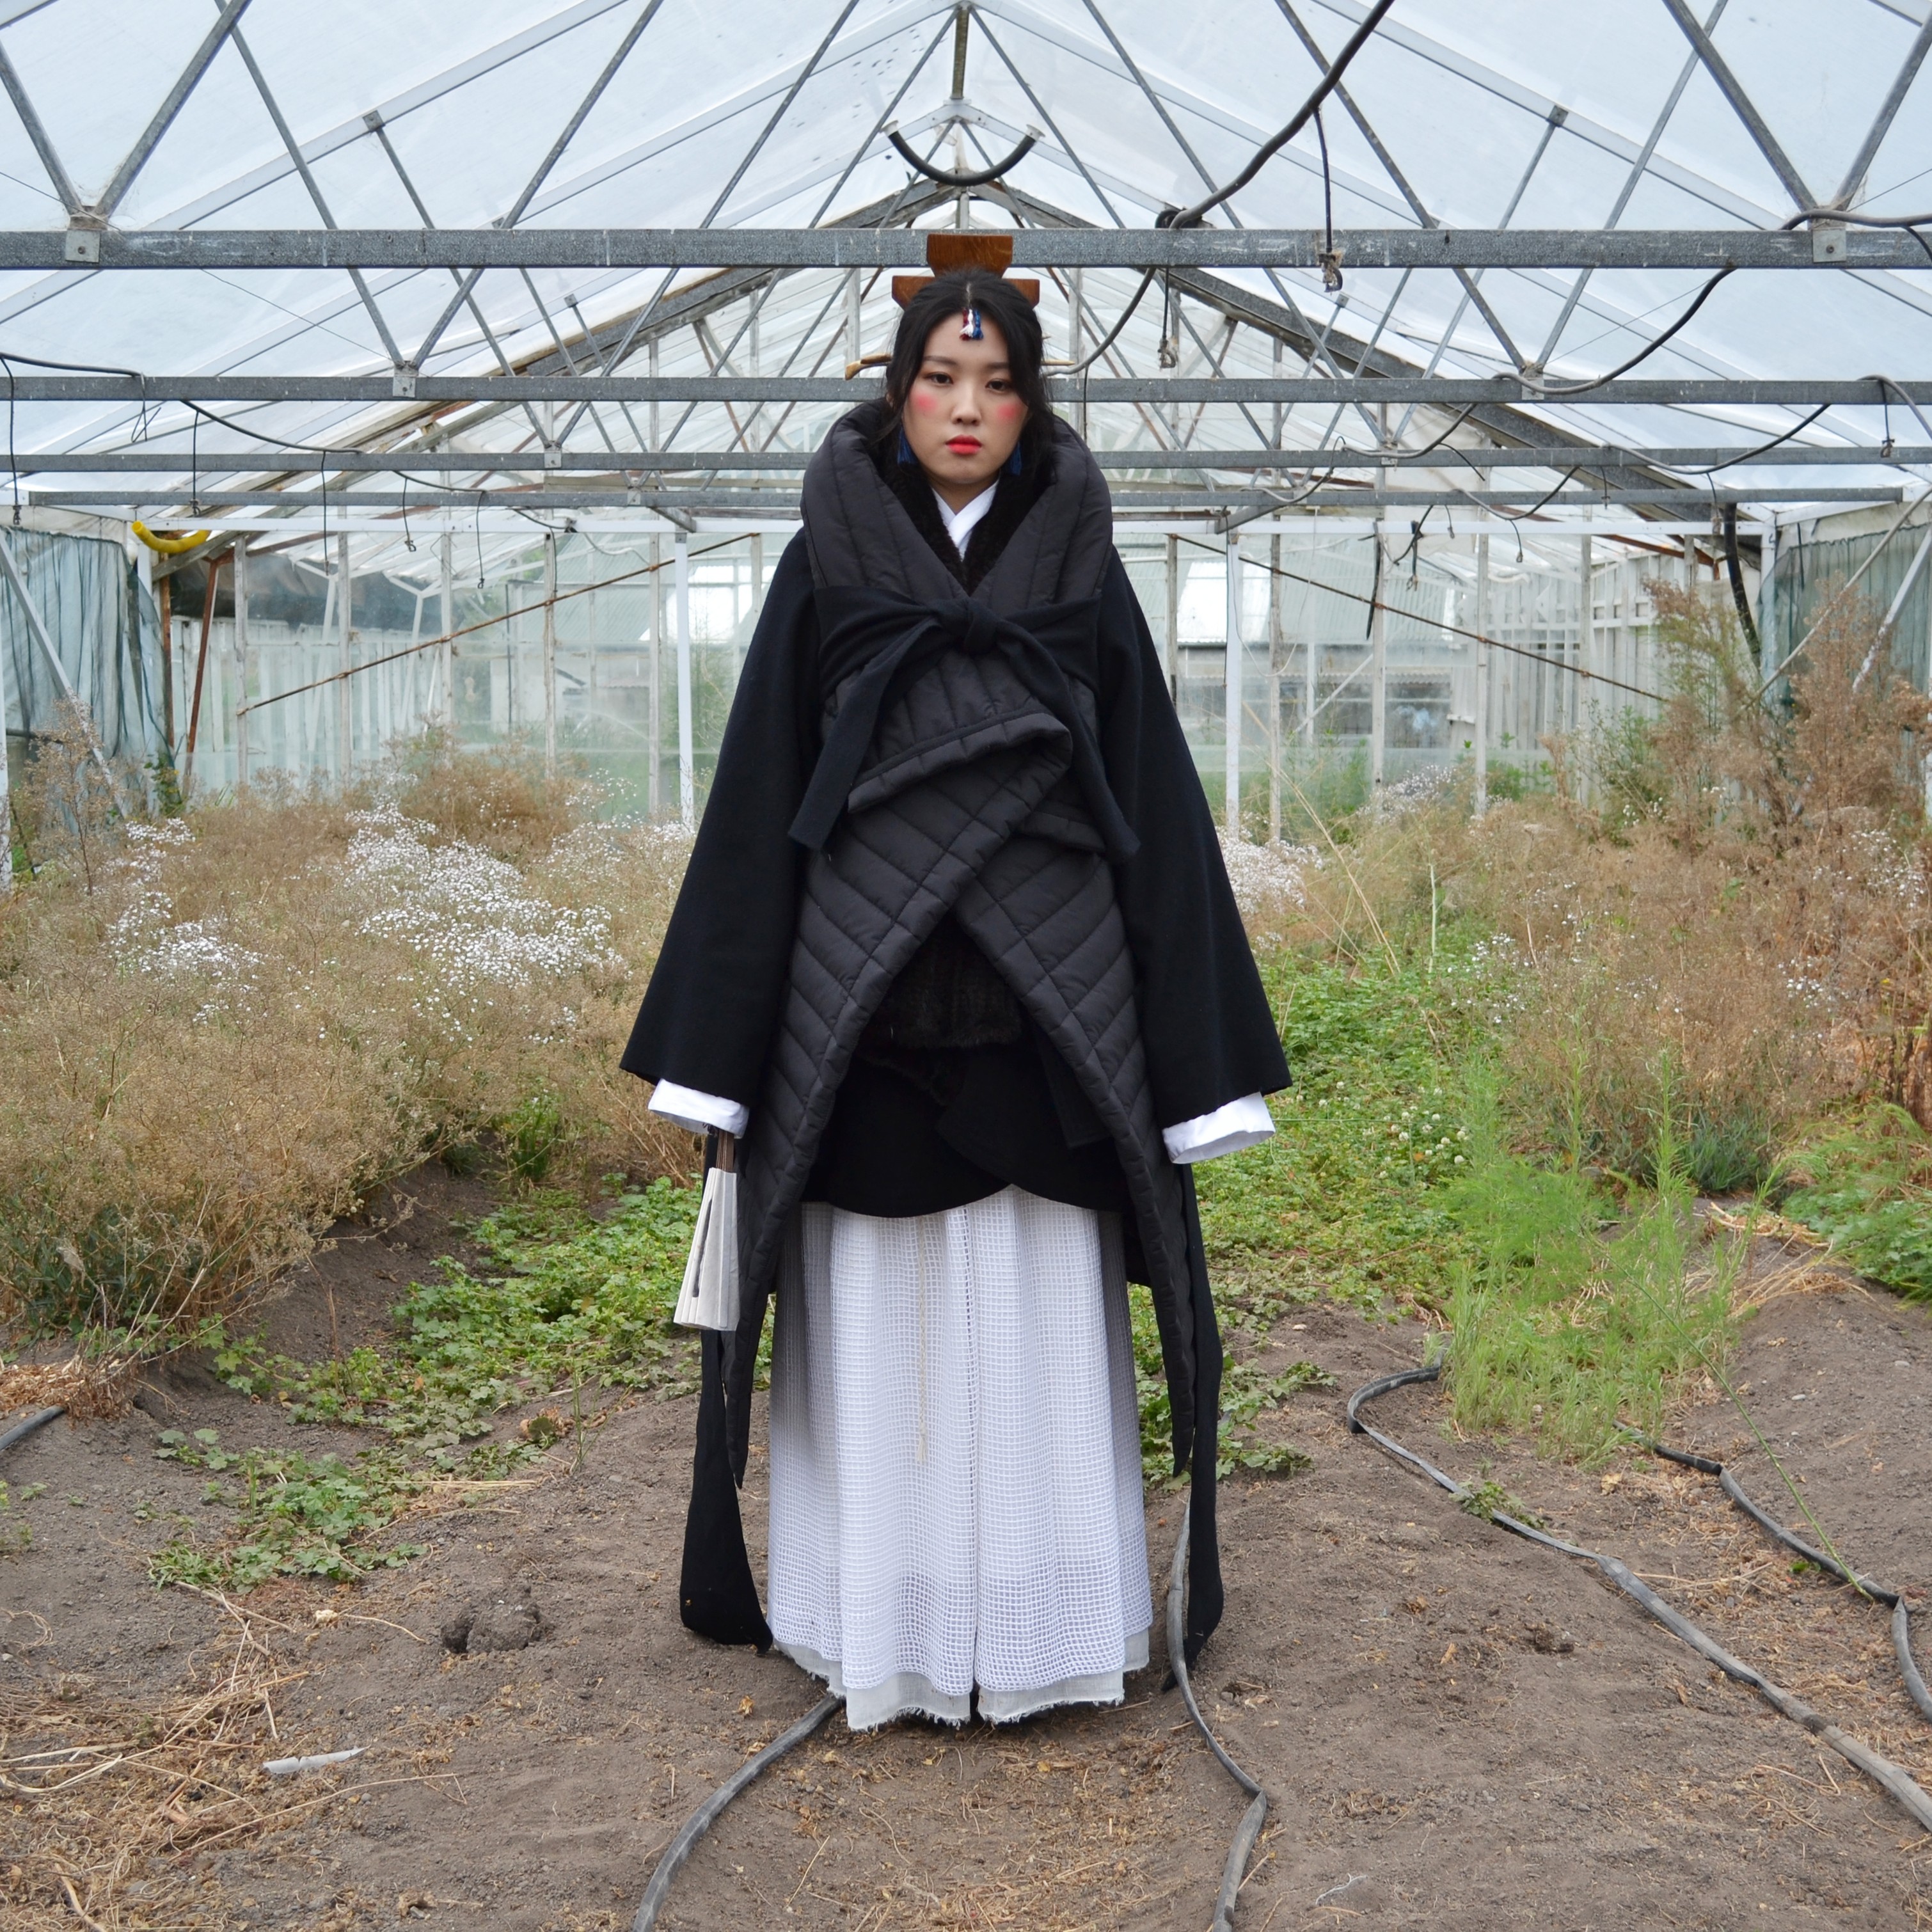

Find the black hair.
xmin=880 ymin=269 xmax=1054 ymax=468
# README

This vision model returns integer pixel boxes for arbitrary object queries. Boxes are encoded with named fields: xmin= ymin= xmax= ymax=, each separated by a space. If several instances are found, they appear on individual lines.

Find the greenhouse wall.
xmin=144 ymin=521 xmax=1736 ymax=830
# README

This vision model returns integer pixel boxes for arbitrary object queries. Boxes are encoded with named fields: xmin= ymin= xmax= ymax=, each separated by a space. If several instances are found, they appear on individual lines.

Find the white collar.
xmin=933 ymin=481 xmax=999 ymax=557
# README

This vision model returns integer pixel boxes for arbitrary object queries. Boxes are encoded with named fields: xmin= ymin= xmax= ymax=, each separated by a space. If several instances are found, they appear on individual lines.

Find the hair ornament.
xmin=960 ymin=305 xmax=983 ymax=340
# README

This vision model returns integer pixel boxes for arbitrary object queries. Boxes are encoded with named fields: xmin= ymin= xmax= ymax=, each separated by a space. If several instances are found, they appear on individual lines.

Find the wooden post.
xmin=183 ymin=553 xmax=222 ymax=796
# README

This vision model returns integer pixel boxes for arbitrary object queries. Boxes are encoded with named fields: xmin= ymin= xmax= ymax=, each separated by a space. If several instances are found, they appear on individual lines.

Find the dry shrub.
xmin=0 ymin=1604 xmax=385 ymax=1931
xmin=0 ymin=1354 xmax=137 ymax=1420
xmin=0 ymin=739 xmax=695 ymax=1349
xmin=1240 ymin=585 xmax=1930 ymax=1189
xmin=387 ymin=725 xmax=594 ymax=861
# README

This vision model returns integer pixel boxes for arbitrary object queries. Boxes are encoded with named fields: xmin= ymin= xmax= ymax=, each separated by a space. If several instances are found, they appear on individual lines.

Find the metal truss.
xmin=3 ymin=376 xmax=1923 ymax=405
xmin=1 ymin=227 xmax=1924 ymax=271
xmin=23 ymin=486 xmax=1898 ymax=512
xmin=12 ymin=445 xmax=1925 ymax=473
xmin=0 ymin=0 xmax=1922 ymax=537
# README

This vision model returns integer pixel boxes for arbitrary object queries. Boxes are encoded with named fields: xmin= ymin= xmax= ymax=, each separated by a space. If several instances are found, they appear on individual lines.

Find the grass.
xmin=1192 ymin=951 xmax=1496 ymax=1324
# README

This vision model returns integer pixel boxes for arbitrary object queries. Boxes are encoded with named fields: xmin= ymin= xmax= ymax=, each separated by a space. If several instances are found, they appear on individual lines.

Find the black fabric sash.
xmin=787 ymin=583 xmax=1139 ymax=864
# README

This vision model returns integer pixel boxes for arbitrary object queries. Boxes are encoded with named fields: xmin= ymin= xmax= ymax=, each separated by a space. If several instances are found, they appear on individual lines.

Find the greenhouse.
xmin=1 ymin=4 xmax=1930 ymax=1929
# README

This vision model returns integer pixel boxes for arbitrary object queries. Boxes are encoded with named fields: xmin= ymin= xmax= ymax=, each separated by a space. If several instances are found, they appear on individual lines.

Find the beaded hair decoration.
xmin=960 ymin=305 xmax=983 ymax=340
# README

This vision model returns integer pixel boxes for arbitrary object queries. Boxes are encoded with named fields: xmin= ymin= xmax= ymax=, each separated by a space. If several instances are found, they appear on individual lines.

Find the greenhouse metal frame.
xmin=0 ymin=0 xmax=1924 ymax=825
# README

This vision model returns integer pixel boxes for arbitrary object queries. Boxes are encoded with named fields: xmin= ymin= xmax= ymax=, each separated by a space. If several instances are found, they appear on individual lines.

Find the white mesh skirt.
xmin=766 ymin=1186 xmax=1152 ymax=1730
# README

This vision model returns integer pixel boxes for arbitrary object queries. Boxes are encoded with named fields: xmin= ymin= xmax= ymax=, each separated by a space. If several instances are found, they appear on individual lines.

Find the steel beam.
xmin=22 ymin=486 xmax=1901 ymax=511
xmin=10 ymin=444 xmax=1921 ymax=473
xmin=0 ymin=374 xmax=1923 ymax=406
xmin=0 ymin=227 xmax=1924 ymax=271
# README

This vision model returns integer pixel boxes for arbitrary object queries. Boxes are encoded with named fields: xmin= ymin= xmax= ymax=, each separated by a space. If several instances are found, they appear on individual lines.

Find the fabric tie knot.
xmin=789 ymin=585 xmax=1139 ymax=865
xmin=953 ymin=600 xmax=1001 ymax=658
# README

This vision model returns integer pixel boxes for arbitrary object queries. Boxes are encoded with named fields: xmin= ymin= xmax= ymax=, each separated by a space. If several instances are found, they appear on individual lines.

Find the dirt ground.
xmin=4 ymin=1182 xmax=1931 ymax=1931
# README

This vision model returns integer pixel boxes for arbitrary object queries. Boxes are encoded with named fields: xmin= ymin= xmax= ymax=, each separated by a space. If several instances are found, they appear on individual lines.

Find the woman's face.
xmin=900 ymin=312 xmax=1028 ymax=510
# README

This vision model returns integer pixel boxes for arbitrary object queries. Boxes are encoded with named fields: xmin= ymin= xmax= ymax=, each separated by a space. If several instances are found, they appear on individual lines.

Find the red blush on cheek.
xmin=990 ymin=400 xmax=1022 ymax=423
xmin=909 ymin=390 xmax=942 ymax=415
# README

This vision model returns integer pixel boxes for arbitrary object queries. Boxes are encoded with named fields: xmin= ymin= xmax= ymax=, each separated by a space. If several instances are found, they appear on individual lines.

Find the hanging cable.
xmin=885 ymin=123 xmax=1038 ymax=187
xmin=1779 ymin=204 xmax=1932 ymax=265
xmin=1523 ymin=268 xmax=1735 ymax=396
xmin=1162 ymin=0 xmax=1396 ymax=229
xmin=1065 ymin=268 xmax=1158 ymax=377
xmin=1181 ymin=531 xmax=1668 ymax=702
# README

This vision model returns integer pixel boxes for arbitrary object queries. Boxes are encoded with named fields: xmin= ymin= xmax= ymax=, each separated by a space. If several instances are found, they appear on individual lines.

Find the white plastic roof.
xmin=0 ymin=0 xmax=1924 ymax=554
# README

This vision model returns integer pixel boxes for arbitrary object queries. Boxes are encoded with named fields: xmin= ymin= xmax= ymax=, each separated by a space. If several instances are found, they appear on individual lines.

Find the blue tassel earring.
xmin=1005 ymin=444 xmax=1023 ymax=475
xmin=898 ymin=427 xmax=916 ymax=465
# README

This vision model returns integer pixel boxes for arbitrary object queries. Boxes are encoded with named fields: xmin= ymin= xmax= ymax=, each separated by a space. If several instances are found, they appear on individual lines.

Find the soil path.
xmin=3 ymin=1206 xmax=1930 ymax=1929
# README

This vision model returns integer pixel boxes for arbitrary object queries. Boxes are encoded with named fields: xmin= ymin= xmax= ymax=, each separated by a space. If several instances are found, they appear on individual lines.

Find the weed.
xmin=0 ymin=1477 xmax=41 ymax=1553
xmin=1442 ymin=1087 xmax=1744 ymax=1459
xmin=146 ymin=1427 xmax=424 ymax=1588
xmin=210 ymin=1180 xmax=702 ymax=1455
xmin=1779 ymin=1103 xmax=1932 ymax=1299
xmin=1457 ymin=1470 xmax=1546 ymax=1528
xmin=0 ymin=743 xmax=697 ymax=1351
xmin=1193 ymin=952 xmax=1494 ymax=1324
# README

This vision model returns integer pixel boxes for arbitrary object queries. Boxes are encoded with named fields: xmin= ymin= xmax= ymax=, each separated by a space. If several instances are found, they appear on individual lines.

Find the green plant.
xmin=210 ymin=1180 xmax=702 ymax=1456
xmin=1458 ymin=1469 xmax=1546 ymax=1528
xmin=1192 ymin=951 xmax=1496 ymax=1325
xmin=1127 ymin=1279 xmax=1331 ymax=1480
xmin=0 ymin=1478 xmax=42 ymax=1554
xmin=146 ymin=1427 xmax=425 ymax=1588
xmin=503 ymin=1091 xmax=569 ymax=1187
xmin=1779 ymin=1103 xmax=1932 ymax=1300
xmin=1443 ymin=1084 xmax=1743 ymax=1459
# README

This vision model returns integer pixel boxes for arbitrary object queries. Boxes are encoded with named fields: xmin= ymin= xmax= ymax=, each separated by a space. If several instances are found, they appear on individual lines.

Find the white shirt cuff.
xmin=1163 ymin=1093 xmax=1274 ymax=1164
xmin=648 ymin=1081 xmax=750 ymax=1138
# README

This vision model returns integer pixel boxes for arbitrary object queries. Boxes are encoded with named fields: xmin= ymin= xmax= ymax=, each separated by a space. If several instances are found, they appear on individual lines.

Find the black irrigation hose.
xmin=1624 ymin=1428 xmax=1932 ymax=1725
xmin=628 ymin=1508 xmax=1268 ymax=1929
xmin=0 ymin=1405 xmax=65 ymax=1456
xmin=1169 ymin=1501 xmax=1271 ymax=1931
xmin=1347 ymin=1364 xmax=1932 ymax=1834
xmin=631 ymin=1691 xmax=844 ymax=1931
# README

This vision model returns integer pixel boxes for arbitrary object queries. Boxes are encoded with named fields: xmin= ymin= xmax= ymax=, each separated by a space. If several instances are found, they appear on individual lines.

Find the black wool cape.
xmin=623 ymin=406 xmax=1288 ymax=1667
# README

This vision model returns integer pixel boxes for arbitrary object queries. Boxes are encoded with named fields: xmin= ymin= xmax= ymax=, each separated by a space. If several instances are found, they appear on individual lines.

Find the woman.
xmin=623 ymin=267 xmax=1288 ymax=1729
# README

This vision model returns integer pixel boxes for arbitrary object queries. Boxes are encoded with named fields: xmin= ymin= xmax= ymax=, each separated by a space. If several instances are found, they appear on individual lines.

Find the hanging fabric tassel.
xmin=674 ymin=1134 xmax=740 ymax=1331
xmin=960 ymin=305 xmax=983 ymax=340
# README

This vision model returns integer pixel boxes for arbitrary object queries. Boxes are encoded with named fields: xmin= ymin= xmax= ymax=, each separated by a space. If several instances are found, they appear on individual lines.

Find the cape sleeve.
xmin=619 ymin=533 xmax=819 ymax=1107
xmin=1096 ymin=552 xmax=1290 ymax=1125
